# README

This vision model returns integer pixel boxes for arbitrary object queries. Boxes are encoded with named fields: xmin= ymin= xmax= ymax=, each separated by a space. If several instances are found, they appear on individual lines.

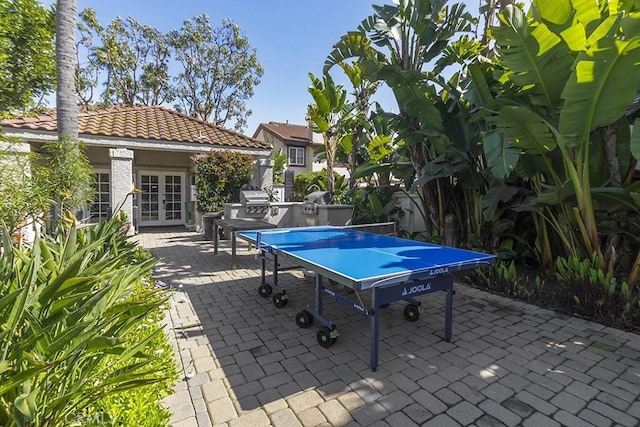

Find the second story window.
xmin=288 ymin=146 xmax=305 ymax=166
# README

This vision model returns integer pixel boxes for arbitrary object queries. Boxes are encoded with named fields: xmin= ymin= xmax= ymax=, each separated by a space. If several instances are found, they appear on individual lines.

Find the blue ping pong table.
xmin=237 ymin=225 xmax=496 ymax=371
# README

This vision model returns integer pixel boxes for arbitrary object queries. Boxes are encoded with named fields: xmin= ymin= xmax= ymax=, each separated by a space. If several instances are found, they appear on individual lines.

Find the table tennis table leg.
xmin=370 ymin=289 xmax=380 ymax=372
xmin=315 ymin=274 xmax=323 ymax=315
xmin=445 ymin=285 xmax=453 ymax=342
xmin=273 ymin=253 xmax=279 ymax=288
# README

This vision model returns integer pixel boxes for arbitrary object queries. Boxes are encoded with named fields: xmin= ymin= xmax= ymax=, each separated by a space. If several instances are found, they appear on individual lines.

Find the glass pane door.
xmin=164 ymin=175 xmax=182 ymax=221
xmin=140 ymin=174 xmax=160 ymax=222
xmin=138 ymin=172 xmax=185 ymax=226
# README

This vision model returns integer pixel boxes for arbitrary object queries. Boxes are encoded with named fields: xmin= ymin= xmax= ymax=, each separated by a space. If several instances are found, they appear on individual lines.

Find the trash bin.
xmin=202 ymin=212 xmax=222 ymax=241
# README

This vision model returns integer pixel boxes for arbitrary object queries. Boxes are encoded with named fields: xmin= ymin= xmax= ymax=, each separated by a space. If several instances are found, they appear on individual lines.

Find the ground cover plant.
xmin=463 ymin=256 xmax=640 ymax=334
xmin=0 ymin=213 xmax=178 ymax=426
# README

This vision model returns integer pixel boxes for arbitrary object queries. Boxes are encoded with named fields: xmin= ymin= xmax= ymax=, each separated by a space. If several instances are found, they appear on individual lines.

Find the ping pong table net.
xmin=341 ymin=221 xmax=397 ymax=237
xmin=254 ymin=222 xmax=397 ymax=250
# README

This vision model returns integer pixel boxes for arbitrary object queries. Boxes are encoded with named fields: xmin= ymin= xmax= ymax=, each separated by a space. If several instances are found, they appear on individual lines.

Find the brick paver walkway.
xmin=136 ymin=228 xmax=640 ymax=427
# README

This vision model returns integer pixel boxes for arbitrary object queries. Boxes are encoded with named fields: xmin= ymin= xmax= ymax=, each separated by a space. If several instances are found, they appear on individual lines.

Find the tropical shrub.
xmin=82 ymin=247 xmax=179 ymax=426
xmin=472 ymin=1 xmax=640 ymax=279
xmin=192 ymin=150 xmax=254 ymax=213
xmin=0 ymin=134 xmax=94 ymax=237
xmin=0 ymin=136 xmax=50 ymax=238
xmin=0 ymin=213 xmax=178 ymax=426
xmin=325 ymin=0 xmax=480 ymax=238
xmin=40 ymin=136 xmax=94 ymax=223
xmin=350 ymin=185 xmax=403 ymax=225
xmin=292 ymin=169 xmax=347 ymax=202
xmin=307 ymin=72 xmax=348 ymax=195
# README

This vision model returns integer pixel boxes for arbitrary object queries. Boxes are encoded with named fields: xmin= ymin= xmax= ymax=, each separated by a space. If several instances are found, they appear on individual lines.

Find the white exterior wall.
xmin=394 ymin=192 xmax=428 ymax=234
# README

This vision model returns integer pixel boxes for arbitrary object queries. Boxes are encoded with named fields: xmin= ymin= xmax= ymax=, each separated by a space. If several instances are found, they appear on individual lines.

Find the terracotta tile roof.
xmin=1 ymin=105 xmax=271 ymax=150
xmin=254 ymin=121 xmax=318 ymax=145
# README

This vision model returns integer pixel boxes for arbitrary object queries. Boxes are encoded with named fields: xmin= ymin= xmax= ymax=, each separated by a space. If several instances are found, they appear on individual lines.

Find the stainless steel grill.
xmin=302 ymin=191 xmax=331 ymax=215
xmin=302 ymin=191 xmax=332 ymax=225
xmin=240 ymin=190 xmax=270 ymax=215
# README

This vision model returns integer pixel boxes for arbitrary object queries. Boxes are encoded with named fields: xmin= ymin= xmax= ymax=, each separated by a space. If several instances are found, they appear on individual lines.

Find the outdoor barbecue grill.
xmin=302 ymin=191 xmax=332 ymax=226
xmin=240 ymin=190 xmax=270 ymax=216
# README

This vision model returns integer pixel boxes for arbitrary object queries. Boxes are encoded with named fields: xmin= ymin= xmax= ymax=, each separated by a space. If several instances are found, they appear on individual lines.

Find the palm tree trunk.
xmin=56 ymin=0 xmax=78 ymax=139
xmin=51 ymin=0 xmax=78 ymax=228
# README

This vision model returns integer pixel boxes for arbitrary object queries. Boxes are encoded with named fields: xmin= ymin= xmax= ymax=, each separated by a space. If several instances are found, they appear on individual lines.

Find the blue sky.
xmin=43 ymin=0 xmax=488 ymax=136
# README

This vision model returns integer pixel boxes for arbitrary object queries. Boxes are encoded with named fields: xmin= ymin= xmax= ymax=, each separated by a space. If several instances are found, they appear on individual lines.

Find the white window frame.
xmin=288 ymin=145 xmax=305 ymax=166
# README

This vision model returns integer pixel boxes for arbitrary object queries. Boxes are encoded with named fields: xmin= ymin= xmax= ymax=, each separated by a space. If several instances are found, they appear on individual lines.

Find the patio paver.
xmin=135 ymin=227 xmax=640 ymax=427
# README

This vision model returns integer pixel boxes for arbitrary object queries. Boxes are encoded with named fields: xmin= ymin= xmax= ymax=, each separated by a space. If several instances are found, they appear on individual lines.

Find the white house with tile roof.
xmin=1 ymin=105 xmax=273 ymax=231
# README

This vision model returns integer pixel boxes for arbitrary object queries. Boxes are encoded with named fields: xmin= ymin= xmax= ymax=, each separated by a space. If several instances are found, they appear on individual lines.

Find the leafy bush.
xmin=293 ymin=169 xmax=347 ymax=202
xmin=0 ymin=135 xmax=93 ymax=236
xmin=0 ymin=213 xmax=178 ymax=426
xmin=82 ymin=248 xmax=179 ymax=426
xmin=40 ymin=136 xmax=94 ymax=219
xmin=0 ymin=136 xmax=50 ymax=237
xmin=193 ymin=150 xmax=254 ymax=213
xmin=350 ymin=185 xmax=402 ymax=225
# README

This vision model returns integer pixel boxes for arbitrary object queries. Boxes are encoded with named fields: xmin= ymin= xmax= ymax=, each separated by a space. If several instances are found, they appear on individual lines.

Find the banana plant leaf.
xmin=352 ymin=162 xmax=393 ymax=181
xmin=491 ymin=5 xmax=573 ymax=110
xmin=529 ymin=180 xmax=576 ymax=206
xmin=591 ymin=186 xmax=640 ymax=213
xmin=377 ymin=66 xmax=444 ymax=132
xmin=514 ymin=153 xmax=552 ymax=178
xmin=486 ymin=105 xmax=557 ymax=155
xmin=481 ymin=184 xmax=522 ymax=221
xmin=559 ymin=16 xmax=640 ymax=141
xmin=324 ymin=31 xmax=387 ymax=76
xmin=483 ymin=131 xmax=520 ymax=178
xmin=630 ymin=117 xmax=640 ymax=160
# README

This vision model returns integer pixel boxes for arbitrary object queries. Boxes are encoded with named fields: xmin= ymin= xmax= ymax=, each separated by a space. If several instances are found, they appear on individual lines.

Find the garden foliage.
xmin=292 ymin=170 xmax=347 ymax=202
xmin=466 ymin=255 xmax=640 ymax=333
xmin=192 ymin=150 xmax=254 ymax=213
xmin=0 ymin=213 xmax=178 ymax=426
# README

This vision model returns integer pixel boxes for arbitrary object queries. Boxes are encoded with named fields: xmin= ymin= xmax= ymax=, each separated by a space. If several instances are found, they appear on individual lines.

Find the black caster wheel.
xmin=258 ymin=284 xmax=272 ymax=298
xmin=403 ymin=303 xmax=420 ymax=322
xmin=272 ymin=291 xmax=288 ymax=308
xmin=295 ymin=310 xmax=314 ymax=329
xmin=317 ymin=326 xmax=338 ymax=348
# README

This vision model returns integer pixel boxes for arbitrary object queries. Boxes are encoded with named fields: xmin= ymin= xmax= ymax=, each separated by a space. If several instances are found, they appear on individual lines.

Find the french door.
xmin=138 ymin=172 xmax=185 ymax=226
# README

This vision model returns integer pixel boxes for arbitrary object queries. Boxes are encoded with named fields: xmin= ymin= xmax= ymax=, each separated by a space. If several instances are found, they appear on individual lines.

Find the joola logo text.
xmin=402 ymin=283 xmax=431 ymax=296
xmin=429 ymin=267 xmax=449 ymax=276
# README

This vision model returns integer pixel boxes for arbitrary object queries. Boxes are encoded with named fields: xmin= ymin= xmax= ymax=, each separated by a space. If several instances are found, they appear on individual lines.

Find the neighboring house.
xmin=253 ymin=120 xmax=349 ymax=183
xmin=1 ymin=105 xmax=272 ymax=232
xmin=253 ymin=121 xmax=322 ymax=176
